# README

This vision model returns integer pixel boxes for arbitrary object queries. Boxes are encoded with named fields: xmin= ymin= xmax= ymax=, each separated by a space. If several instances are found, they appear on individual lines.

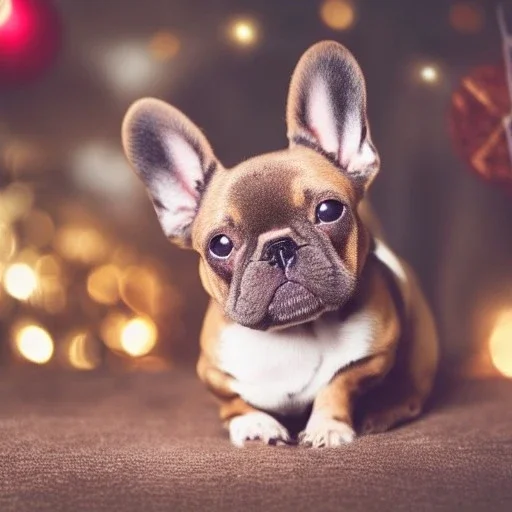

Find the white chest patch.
xmin=218 ymin=311 xmax=376 ymax=415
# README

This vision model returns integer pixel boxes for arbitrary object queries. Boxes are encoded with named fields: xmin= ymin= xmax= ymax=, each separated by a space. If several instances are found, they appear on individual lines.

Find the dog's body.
xmin=123 ymin=41 xmax=438 ymax=447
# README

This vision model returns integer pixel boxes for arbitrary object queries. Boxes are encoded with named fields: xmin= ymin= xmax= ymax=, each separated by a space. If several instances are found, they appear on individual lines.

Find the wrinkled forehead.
xmin=194 ymin=148 xmax=355 ymax=238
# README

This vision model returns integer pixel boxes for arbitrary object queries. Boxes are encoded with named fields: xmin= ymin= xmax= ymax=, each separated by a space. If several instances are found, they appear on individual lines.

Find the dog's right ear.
xmin=122 ymin=98 xmax=220 ymax=248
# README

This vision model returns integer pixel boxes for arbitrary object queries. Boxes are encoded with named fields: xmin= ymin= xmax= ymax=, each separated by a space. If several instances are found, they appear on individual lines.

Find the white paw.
xmin=299 ymin=414 xmax=355 ymax=448
xmin=229 ymin=412 xmax=291 ymax=447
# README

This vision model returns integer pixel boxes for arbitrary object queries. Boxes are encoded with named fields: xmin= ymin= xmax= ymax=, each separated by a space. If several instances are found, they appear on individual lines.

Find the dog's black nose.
xmin=263 ymin=237 xmax=298 ymax=270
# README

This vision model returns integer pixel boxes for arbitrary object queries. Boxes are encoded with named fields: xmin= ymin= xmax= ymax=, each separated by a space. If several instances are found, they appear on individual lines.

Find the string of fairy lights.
xmin=1 ymin=0 xmax=511 ymax=378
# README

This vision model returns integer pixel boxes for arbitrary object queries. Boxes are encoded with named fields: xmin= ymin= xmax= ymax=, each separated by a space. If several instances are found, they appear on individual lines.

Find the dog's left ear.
xmin=286 ymin=41 xmax=379 ymax=192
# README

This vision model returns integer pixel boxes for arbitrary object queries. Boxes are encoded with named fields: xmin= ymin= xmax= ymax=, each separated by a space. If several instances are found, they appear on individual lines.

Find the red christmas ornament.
xmin=0 ymin=0 xmax=62 ymax=87
xmin=449 ymin=64 xmax=512 ymax=193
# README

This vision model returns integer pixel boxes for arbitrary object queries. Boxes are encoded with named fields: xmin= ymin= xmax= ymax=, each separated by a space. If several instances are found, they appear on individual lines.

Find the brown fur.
xmin=122 ymin=41 xmax=439 ymax=447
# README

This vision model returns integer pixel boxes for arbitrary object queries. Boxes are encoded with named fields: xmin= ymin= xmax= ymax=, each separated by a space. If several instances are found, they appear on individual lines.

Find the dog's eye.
xmin=315 ymin=200 xmax=345 ymax=224
xmin=209 ymin=234 xmax=233 ymax=258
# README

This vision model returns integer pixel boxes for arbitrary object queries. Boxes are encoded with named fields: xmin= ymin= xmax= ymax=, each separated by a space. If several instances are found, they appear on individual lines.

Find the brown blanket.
xmin=1 ymin=369 xmax=511 ymax=511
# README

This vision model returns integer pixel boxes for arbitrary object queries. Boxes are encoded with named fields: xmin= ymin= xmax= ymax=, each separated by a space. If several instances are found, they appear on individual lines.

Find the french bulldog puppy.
xmin=122 ymin=41 xmax=438 ymax=448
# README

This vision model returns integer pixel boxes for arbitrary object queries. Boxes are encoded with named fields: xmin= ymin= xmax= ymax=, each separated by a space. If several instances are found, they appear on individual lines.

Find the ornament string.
xmin=498 ymin=3 xmax=512 ymax=159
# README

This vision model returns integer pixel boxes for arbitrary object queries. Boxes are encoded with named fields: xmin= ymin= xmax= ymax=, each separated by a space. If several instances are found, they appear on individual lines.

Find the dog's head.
xmin=122 ymin=41 xmax=379 ymax=330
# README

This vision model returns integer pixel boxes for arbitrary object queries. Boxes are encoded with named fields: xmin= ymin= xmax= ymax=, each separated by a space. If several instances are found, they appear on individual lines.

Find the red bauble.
xmin=0 ymin=0 xmax=62 ymax=86
xmin=449 ymin=64 xmax=512 ymax=193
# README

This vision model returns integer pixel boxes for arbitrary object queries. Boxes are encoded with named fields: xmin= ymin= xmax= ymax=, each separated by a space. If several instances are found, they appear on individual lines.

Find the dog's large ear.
xmin=286 ymin=41 xmax=379 ymax=191
xmin=122 ymin=98 xmax=219 ymax=248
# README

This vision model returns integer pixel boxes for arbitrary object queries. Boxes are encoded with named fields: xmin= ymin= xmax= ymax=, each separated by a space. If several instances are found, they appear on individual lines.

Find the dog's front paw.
xmin=229 ymin=411 xmax=291 ymax=447
xmin=299 ymin=413 xmax=355 ymax=448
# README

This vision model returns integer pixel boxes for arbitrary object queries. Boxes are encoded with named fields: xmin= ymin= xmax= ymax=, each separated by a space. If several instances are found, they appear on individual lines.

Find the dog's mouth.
xmin=265 ymin=281 xmax=324 ymax=329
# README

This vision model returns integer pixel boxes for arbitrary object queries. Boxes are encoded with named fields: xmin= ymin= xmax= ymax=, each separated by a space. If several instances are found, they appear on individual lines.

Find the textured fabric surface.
xmin=1 ymin=369 xmax=511 ymax=512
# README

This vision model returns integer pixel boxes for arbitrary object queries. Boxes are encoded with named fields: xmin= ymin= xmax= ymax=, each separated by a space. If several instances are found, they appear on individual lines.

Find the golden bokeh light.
xmin=0 ymin=182 xmax=34 ymax=224
xmin=489 ymin=311 xmax=512 ymax=378
xmin=149 ymin=31 xmax=181 ymax=61
xmin=0 ymin=0 xmax=12 ymax=27
xmin=229 ymin=18 xmax=258 ymax=46
xmin=87 ymin=264 xmax=121 ymax=305
xmin=420 ymin=65 xmax=439 ymax=84
xmin=22 ymin=210 xmax=55 ymax=248
xmin=67 ymin=332 xmax=100 ymax=370
xmin=100 ymin=311 xmax=129 ymax=351
xmin=3 ymin=263 xmax=38 ymax=300
xmin=15 ymin=324 xmax=54 ymax=364
xmin=120 ymin=317 xmax=157 ymax=357
xmin=320 ymin=0 xmax=355 ymax=31
xmin=35 ymin=254 xmax=62 ymax=277
xmin=54 ymin=225 xmax=108 ymax=264
xmin=39 ymin=279 xmax=66 ymax=314
xmin=0 ymin=223 xmax=17 ymax=263
xmin=120 ymin=265 xmax=160 ymax=316
xmin=449 ymin=2 xmax=484 ymax=34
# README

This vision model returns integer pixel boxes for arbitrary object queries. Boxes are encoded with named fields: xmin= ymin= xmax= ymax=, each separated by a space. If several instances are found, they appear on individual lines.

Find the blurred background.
xmin=0 ymin=0 xmax=511 ymax=379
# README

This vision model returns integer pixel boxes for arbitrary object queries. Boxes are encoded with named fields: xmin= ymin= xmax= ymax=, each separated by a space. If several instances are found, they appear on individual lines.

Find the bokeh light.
xmin=3 ymin=262 xmax=37 ymax=300
xmin=67 ymin=332 xmax=100 ymax=370
xmin=92 ymin=40 xmax=166 ymax=97
xmin=15 ymin=324 xmax=54 ymax=364
xmin=320 ymin=0 xmax=355 ymax=31
xmin=34 ymin=255 xmax=66 ymax=314
xmin=0 ymin=223 xmax=17 ymax=262
xmin=420 ymin=65 xmax=439 ymax=84
xmin=100 ymin=311 xmax=129 ymax=352
xmin=449 ymin=2 xmax=484 ymax=34
xmin=0 ymin=0 xmax=13 ymax=27
xmin=148 ymin=31 xmax=180 ymax=61
xmin=120 ymin=265 xmax=160 ymax=317
xmin=120 ymin=317 xmax=157 ymax=357
xmin=87 ymin=264 xmax=121 ymax=305
xmin=0 ymin=182 xmax=33 ymax=224
xmin=54 ymin=225 xmax=108 ymax=264
xmin=229 ymin=18 xmax=258 ymax=46
xmin=21 ymin=209 xmax=54 ymax=247
xmin=489 ymin=310 xmax=512 ymax=378
xmin=71 ymin=142 xmax=138 ymax=206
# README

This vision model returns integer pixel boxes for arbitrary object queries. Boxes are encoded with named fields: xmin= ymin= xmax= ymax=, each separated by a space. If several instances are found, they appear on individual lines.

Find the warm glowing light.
xmin=121 ymin=317 xmax=157 ymax=357
xmin=54 ymin=225 xmax=108 ymax=264
xmin=320 ymin=0 xmax=355 ymax=31
xmin=0 ymin=182 xmax=34 ymax=224
xmin=0 ymin=223 xmax=17 ymax=263
xmin=68 ymin=332 xmax=100 ymax=370
xmin=3 ymin=262 xmax=37 ymax=300
xmin=120 ymin=266 xmax=160 ymax=316
xmin=100 ymin=311 xmax=129 ymax=351
xmin=0 ymin=0 xmax=12 ymax=27
xmin=490 ymin=311 xmax=512 ymax=378
xmin=35 ymin=254 xmax=61 ymax=277
xmin=15 ymin=324 xmax=54 ymax=364
xmin=449 ymin=2 xmax=484 ymax=34
xmin=87 ymin=264 xmax=120 ymax=305
xmin=149 ymin=31 xmax=180 ymax=61
xmin=22 ymin=209 xmax=55 ymax=248
xmin=420 ymin=65 xmax=439 ymax=84
xmin=230 ymin=19 xmax=258 ymax=46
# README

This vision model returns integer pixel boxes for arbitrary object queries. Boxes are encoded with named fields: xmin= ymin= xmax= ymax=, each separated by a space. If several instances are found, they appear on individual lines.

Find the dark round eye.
xmin=315 ymin=200 xmax=345 ymax=224
xmin=209 ymin=234 xmax=233 ymax=258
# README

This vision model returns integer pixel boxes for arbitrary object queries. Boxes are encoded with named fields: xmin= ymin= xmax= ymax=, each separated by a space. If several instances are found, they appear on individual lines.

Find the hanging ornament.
xmin=449 ymin=4 xmax=512 ymax=193
xmin=0 ymin=0 xmax=62 ymax=87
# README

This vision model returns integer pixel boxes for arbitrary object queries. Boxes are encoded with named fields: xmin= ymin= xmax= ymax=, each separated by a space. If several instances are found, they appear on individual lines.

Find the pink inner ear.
xmin=165 ymin=135 xmax=202 ymax=200
xmin=339 ymin=112 xmax=362 ymax=169
xmin=307 ymin=75 xmax=368 ymax=170
xmin=307 ymin=76 xmax=340 ymax=155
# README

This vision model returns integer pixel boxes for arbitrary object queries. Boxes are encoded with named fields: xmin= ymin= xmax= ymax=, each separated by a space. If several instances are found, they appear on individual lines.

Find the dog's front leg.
xmin=300 ymin=352 xmax=394 ymax=448
xmin=197 ymin=352 xmax=291 ymax=447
